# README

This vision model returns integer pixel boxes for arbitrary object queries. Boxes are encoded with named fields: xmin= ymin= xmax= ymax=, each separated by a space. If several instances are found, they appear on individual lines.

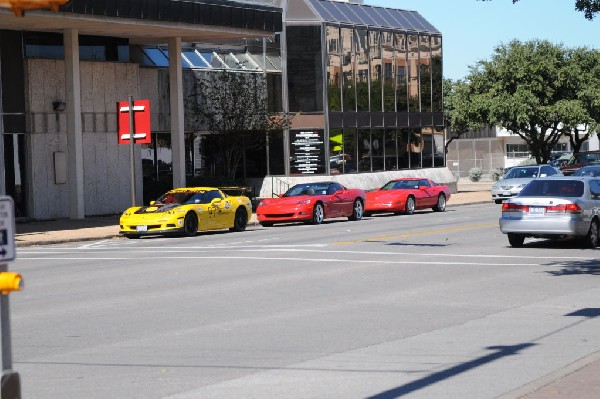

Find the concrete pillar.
xmin=64 ymin=29 xmax=85 ymax=219
xmin=169 ymin=37 xmax=186 ymax=188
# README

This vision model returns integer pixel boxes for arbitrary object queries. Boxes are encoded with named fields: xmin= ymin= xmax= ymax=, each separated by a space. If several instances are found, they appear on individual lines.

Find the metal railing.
xmin=271 ymin=176 xmax=290 ymax=198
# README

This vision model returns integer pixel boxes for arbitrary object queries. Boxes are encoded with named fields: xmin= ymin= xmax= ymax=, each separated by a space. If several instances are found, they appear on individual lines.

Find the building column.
xmin=169 ymin=37 xmax=185 ymax=188
xmin=64 ymin=29 xmax=85 ymax=219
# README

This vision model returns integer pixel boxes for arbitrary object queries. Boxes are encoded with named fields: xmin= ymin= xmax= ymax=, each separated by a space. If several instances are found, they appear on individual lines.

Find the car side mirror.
xmin=211 ymin=198 xmax=222 ymax=205
xmin=149 ymin=200 xmax=155 ymax=205
xmin=419 ymin=186 xmax=427 ymax=190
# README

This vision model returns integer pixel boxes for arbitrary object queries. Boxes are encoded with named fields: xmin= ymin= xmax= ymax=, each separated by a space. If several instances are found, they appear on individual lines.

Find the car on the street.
xmin=256 ymin=181 xmax=365 ymax=226
xmin=491 ymin=164 xmax=560 ymax=204
xmin=572 ymin=165 xmax=600 ymax=177
xmin=119 ymin=187 xmax=252 ymax=238
xmin=499 ymin=176 xmax=600 ymax=247
xmin=364 ymin=178 xmax=450 ymax=216
xmin=560 ymin=150 xmax=600 ymax=175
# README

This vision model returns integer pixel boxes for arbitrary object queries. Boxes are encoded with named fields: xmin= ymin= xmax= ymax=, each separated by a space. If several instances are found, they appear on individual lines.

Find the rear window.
xmin=519 ymin=180 xmax=584 ymax=198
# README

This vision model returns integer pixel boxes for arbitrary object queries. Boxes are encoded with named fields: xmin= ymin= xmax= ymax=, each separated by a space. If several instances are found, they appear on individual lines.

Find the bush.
xmin=468 ymin=167 xmax=482 ymax=182
xmin=490 ymin=168 xmax=504 ymax=181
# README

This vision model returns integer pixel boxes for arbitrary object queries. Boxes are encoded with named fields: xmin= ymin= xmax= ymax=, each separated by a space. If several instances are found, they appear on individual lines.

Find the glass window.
xmin=384 ymin=128 xmax=398 ymax=170
xmin=409 ymin=129 xmax=423 ymax=168
xmin=398 ymin=129 xmax=410 ymax=169
xmin=343 ymin=128 xmax=357 ymax=173
xmin=287 ymin=26 xmax=324 ymax=113
xmin=519 ymin=179 xmax=583 ymax=197
xmin=355 ymin=28 xmax=369 ymax=112
xmin=407 ymin=34 xmax=420 ymax=112
xmin=329 ymin=129 xmax=344 ymax=175
xmin=422 ymin=127 xmax=434 ymax=168
xmin=419 ymin=35 xmax=432 ymax=112
xmin=395 ymin=33 xmax=408 ymax=112
xmin=327 ymin=26 xmax=342 ymax=112
xmin=506 ymin=144 xmax=530 ymax=158
xmin=431 ymin=36 xmax=443 ymax=113
xmin=358 ymin=129 xmax=371 ymax=172
xmin=382 ymin=31 xmax=395 ymax=112
xmin=341 ymin=27 xmax=356 ymax=112
xmin=371 ymin=129 xmax=384 ymax=171
xmin=369 ymin=30 xmax=382 ymax=112
xmin=433 ymin=127 xmax=445 ymax=167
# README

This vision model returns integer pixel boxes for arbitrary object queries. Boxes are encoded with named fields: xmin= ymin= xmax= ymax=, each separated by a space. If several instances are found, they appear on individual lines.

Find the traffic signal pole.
xmin=1 ymin=263 xmax=21 ymax=399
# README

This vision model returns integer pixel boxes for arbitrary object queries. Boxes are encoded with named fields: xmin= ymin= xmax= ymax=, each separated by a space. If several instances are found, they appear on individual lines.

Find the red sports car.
xmin=256 ymin=181 xmax=365 ymax=226
xmin=365 ymin=178 xmax=451 ymax=216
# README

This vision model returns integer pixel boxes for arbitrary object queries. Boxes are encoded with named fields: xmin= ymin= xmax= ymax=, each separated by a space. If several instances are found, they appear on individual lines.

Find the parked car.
xmin=256 ymin=181 xmax=365 ymax=226
xmin=560 ymin=150 xmax=600 ymax=175
xmin=364 ymin=178 xmax=450 ymax=216
xmin=572 ymin=165 xmax=600 ymax=177
xmin=491 ymin=165 xmax=560 ymax=204
xmin=119 ymin=187 xmax=252 ymax=238
xmin=499 ymin=176 xmax=600 ymax=247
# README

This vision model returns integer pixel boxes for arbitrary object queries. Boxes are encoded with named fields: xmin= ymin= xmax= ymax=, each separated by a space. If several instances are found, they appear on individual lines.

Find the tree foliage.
xmin=443 ymin=78 xmax=486 ymax=153
xmin=187 ymin=71 xmax=289 ymax=180
xmin=480 ymin=0 xmax=600 ymax=19
xmin=455 ymin=40 xmax=600 ymax=163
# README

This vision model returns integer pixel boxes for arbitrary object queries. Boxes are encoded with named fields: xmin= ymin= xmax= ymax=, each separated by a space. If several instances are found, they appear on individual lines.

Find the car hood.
xmin=366 ymin=190 xmax=406 ymax=201
xmin=261 ymin=196 xmax=313 ymax=206
xmin=134 ymin=204 xmax=182 ymax=214
xmin=495 ymin=178 xmax=534 ymax=186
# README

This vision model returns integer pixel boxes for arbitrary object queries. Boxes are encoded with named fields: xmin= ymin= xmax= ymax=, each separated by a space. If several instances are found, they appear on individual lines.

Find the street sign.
xmin=117 ymin=99 xmax=151 ymax=144
xmin=0 ymin=196 xmax=15 ymax=262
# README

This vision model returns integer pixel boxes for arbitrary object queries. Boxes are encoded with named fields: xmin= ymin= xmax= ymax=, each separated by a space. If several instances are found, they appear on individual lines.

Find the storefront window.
xmin=343 ymin=128 xmax=357 ymax=173
xmin=371 ymin=129 xmax=384 ymax=171
xmin=409 ymin=129 xmax=423 ymax=168
xmin=398 ymin=128 xmax=410 ymax=169
xmin=358 ymin=128 xmax=372 ymax=172
xmin=385 ymin=128 xmax=398 ymax=170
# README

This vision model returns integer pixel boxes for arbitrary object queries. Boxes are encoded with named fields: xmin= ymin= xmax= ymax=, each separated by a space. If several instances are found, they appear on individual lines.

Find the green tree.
xmin=458 ymin=40 xmax=600 ymax=163
xmin=443 ymin=78 xmax=485 ymax=153
xmin=188 ymin=71 xmax=290 ymax=181
xmin=480 ymin=0 xmax=599 ymax=19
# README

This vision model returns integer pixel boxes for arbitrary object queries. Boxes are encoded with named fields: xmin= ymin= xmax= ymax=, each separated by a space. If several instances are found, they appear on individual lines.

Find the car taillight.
xmin=502 ymin=203 xmax=529 ymax=212
xmin=545 ymin=204 xmax=582 ymax=214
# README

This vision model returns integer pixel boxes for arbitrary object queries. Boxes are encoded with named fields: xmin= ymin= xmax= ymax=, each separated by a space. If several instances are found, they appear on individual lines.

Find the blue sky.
xmin=366 ymin=0 xmax=600 ymax=80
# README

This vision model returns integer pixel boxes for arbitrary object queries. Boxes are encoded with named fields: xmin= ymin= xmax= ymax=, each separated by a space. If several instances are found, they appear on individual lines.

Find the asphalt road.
xmin=9 ymin=203 xmax=600 ymax=399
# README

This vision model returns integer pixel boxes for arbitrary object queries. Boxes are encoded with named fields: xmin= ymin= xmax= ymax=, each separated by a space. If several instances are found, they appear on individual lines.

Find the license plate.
xmin=529 ymin=207 xmax=545 ymax=215
xmin=136 ymin=225 xmax=148 ymax=232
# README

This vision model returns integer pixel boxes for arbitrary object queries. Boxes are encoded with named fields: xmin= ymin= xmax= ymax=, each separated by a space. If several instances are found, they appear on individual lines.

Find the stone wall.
xmin=25 ymin=59 xmax=146 ymax=218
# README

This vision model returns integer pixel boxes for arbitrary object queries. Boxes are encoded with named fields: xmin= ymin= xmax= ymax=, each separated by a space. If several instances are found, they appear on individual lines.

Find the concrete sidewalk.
xmin=11 ymin=179 xmax=600 ymax=397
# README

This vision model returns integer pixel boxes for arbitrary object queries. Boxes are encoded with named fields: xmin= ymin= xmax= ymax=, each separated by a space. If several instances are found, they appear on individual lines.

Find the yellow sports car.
xmin=119 ymin=187 xmax=252 ymax=238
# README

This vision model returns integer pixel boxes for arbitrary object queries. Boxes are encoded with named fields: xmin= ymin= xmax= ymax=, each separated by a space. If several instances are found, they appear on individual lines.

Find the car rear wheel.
xmin=182 ymin=212 xmax=198 ymax=237
xmin=230 ymin=208 xmax=247 ymax=232
xmin=507 ymin=233 xmax=525 ymax=247
xmin=405 ymin=196 xmax=415 ymax=215
xmin=433 ymin=194 xmax=446 ymax=212
xmin=585 ymin=219 xmax=599 ymax=248
xmin=348 ymin=199 xmax=364 ymax=221
xmin=311 ymin=203 xmax=325 ymax=224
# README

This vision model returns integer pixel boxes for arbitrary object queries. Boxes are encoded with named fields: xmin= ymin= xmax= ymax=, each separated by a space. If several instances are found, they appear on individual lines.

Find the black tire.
xmin=125 ymin=234 xmax=140 ymax=239
xmin=364 ymin=211 xmax=373 ymax=217
xmin=433 ymin=194 xmax=446 ymax=212
xmin=405 ymin=196 xmax=415 ymax=215
xmin=311 ymin=203 xmax=325 ymax=225
xmin=259 ymin=222 xmax=273 ymax=228
xmin=507 ymin=233 xmax=525 ymax=247
xmin=585 ymin=219 xmax=599 ymax=248
xmin=182 ymin=212 xmax=198 ymax=237
xmin=230 ymin=208 xmax=248 ymax=232
xmin=348 ymin=199 xmax=364 ymax=221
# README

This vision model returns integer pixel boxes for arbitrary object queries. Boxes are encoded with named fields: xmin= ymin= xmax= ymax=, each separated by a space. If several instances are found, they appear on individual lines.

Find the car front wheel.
xmin=433 ymin=194 xmax=446 ymax=212
xmin=182 ymin=212 xmax=198 ymax=237
xmin=507 ymin=233 xmax=525 ymax=247
xmin=311 ymin=203 xmax=325 ymax=224
xmin=230 ymin=208 xmax=248 ymax=232
xmin=405 ymin=196 xmax=415 ymax=215
xmin=348 ymin=199 xmax=364 ymax=221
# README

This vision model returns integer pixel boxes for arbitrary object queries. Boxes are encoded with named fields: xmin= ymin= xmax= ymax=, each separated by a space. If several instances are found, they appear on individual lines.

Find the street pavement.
xmin=11 ymin=180 xmax=600 ymax=398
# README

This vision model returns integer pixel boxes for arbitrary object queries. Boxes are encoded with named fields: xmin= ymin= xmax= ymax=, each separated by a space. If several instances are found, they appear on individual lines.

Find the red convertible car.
xmin=365 ymin=178 xmax=451 ymax=216
xmin=256 ymin=181 xmax=365 ymax=226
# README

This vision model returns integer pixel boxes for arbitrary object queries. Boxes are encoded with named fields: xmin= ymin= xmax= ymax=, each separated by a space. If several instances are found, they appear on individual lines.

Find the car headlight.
xmin=516 ymin=184 xmax=527 ymax=189
xmin=164 ymin=208 xmax=187 ymax=215
xmin=122 ymin=209 xmax=133 ymax=216
xmin=491 ymin=184 xmax=499 ymax=190
xmin=297 ymin=199 xmax=311 ymax=205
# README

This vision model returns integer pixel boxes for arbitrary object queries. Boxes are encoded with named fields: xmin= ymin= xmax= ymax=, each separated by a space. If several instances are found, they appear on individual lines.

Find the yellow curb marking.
xmin=335 ymin=222 xmax=499 ymax=245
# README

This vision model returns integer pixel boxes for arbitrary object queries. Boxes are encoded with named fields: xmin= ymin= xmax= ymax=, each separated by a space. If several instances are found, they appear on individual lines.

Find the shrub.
xmin=468 ymin=167 xmax=482 ymax=182
xmin=490 ymin=168 xmax=504 ymax=181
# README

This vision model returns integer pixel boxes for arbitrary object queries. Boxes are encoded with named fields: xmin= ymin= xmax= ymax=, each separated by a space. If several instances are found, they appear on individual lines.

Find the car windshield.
xmin=284 ymin=184 xmax=331 ymax=197
xmin=504 ymin=167 xmax=540 ymax=179
xmin=381 ymin=180 xmax=420 ymax=190
xmin=573 ymin=167 xmax=600 ymax=177
xmin=519 ymin=180 xmax=584 ymax=198
xmin=156 ymin=191 xmax=214 ymax=205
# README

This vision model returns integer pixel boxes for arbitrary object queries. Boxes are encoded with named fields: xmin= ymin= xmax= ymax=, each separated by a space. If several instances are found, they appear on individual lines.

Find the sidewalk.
xmin=11 ymin=179 xmax=600 ymax=397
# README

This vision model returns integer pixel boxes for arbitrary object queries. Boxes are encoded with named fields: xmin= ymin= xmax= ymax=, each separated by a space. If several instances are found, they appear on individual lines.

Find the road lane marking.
xmin=335 ymin=223 xmax=499 ymax=245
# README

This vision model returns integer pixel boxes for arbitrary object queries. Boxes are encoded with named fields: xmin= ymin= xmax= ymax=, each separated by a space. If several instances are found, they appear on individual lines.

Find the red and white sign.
xmin=117 ymin=99 xmax=151 ymax=144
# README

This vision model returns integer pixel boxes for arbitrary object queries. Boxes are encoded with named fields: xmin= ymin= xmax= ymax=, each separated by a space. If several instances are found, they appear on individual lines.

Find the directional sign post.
xmin=117 ymin=98 xmax=151 ymax=206
xmin=0 ymin=196 xmax=20 ymax=399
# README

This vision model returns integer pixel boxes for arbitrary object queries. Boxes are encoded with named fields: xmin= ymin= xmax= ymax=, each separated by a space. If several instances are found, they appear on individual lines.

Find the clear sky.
xmin=366 ymin=0 xmax=600 ymax=81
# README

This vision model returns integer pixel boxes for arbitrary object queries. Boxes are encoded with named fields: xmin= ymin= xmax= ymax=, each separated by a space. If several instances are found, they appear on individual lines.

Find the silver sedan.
xmin=499 ymin=176 xmax=600 ymax=247
xmin=491 ymin=165 xmax=560 ymax=204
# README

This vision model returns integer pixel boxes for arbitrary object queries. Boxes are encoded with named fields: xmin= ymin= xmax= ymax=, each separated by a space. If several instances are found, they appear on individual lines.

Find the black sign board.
xmin=290 ymin=130 xmax=325 ymax=175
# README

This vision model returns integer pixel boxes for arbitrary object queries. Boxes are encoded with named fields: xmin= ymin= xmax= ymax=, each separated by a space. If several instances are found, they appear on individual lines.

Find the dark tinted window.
xmin=589 ymin=180 xmax=600 ymax=197
xmin=519 ymin=180 xmax=584 ymax=198
xmin=287 ymin=26 xmax=324 ymax=112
